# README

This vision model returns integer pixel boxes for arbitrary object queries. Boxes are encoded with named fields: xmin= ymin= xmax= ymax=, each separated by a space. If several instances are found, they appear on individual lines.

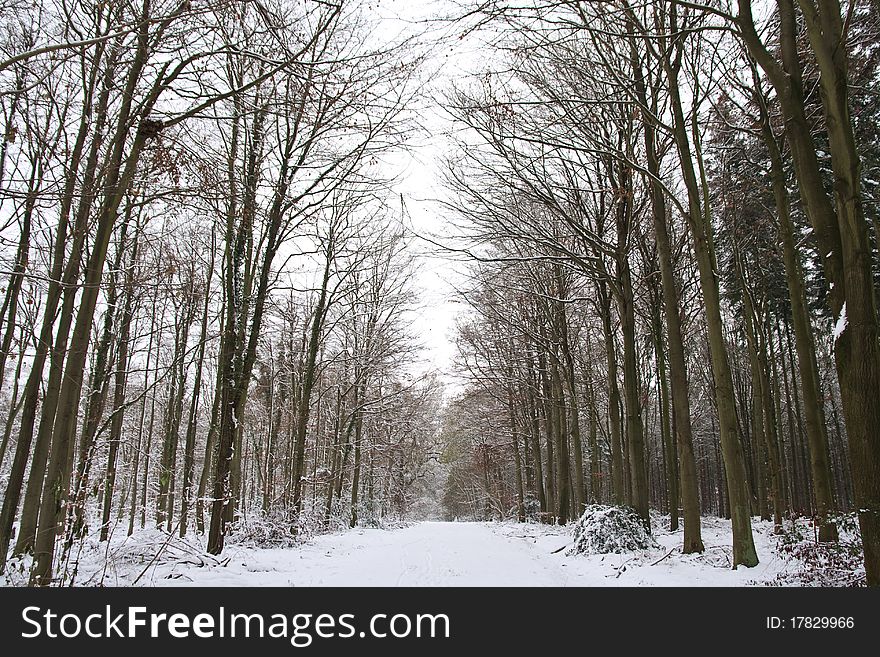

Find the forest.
xmin=437 ymin=0 xmax=880 ymax=587
xmin=0 ymin=0 xmax=878 ymax=587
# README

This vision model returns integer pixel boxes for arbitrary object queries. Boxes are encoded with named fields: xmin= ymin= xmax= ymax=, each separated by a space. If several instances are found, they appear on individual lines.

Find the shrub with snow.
xmin=523 ymin=494 xmax=542 ymax=522
xmin=768 ymin=513 xmax=866 ymax=587
xmin=226 ymin=508 xmax=311 ymax=548
xmin=567 ymin=505 xmax=658 ymax=556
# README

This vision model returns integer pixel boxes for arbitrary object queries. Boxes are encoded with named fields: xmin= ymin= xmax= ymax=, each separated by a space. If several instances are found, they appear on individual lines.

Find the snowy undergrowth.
xmin=1 ymin=515 xmax=865 ymax=587
xmin=0 ymin=526 xmax=221 ymax=587
xmin=227 ymin=508 xmax=319 ymax=549
xmin=0 ymin=507 xmax=410 ymax=587
xmin=764 ymin=513 xmax=866 ymax=587
xmin=493 ymin=513 xmax=864 ymax=586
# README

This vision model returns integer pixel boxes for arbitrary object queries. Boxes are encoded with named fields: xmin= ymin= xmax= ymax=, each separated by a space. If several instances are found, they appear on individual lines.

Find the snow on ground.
xmin=2 ymin=516 xmax=803 ymax=587
xmin=492 ymin=516 xmax=788 ymax=586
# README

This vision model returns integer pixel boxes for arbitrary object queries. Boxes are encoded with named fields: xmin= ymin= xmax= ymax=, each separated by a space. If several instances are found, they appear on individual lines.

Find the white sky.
xmin=365 ymin=0 xmax=490 ymax=392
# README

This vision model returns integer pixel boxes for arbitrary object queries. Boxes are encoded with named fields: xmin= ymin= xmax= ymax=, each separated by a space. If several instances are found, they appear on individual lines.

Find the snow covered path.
xmin=240 ymin=522 xmax=571 ymax=587
xmin=63 ymin=518 xmax=793 ymax=587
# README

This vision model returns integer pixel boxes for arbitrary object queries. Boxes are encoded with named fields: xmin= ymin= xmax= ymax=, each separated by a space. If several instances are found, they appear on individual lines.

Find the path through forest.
xmin=262 ymin=522 xmax=568 ymax=587
xmin=66 ymin=519 xmax=792 ymax=587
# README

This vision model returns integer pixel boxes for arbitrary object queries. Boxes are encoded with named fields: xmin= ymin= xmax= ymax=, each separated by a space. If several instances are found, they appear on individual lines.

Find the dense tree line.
xmin=0 ymin=0 xmax=438 ymax=586
xmin=439 ymin=0 xmax=880 ymax=584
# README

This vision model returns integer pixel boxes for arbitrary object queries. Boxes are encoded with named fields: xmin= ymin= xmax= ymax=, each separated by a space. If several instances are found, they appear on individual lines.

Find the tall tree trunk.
xmin=69 ymin=215 xmax=133 ymax=543
xmin=196 ymin=363 xmax=223 ymax=534
xmin=180 ymin=231 xmax=216 ymax=537
xmin=523 ymin=344 xmax=547 ymax=514
xmin=631 ymin=41 xmax=703 ymax=550
xmin=0 ymin=159 xmax=38 ymax=392
xmin=206 ymin=140 xmax=292 ymax=553
xmin=554 ymin=280 xmax=585 ymax=515
xmin=615 ymin=249 xmax=649 ymax=528
xmin=738 ymin=262 xmax=785 ymax=533
xmin=507 ymin=380 xmax=526 ymax=522
xmin=350 ymin=382 xmax=366 ymax=528
xmin=585 ymin=373 xmax=602 ymax=504
xmin=597 ymin=280 xmax=625 ymax=505
xmin=549 ymin=349 xmax=570 ymax=525
xmin=290 ymin=253 xmax=333 ymax=514
xmin=752 ymin=71 xmax=838 ymax=541
xmin=662 ymin=5 xmax=757 ymax=566
xmin=157 ymin=298 xmax=193 ymax=530
xmin=536 ymin=335 xmax=558 ymax=517
xmin=653 ymin=300 xmax=679 ymax=531
xmin=101 ymin=222 xmax=141 ymax=541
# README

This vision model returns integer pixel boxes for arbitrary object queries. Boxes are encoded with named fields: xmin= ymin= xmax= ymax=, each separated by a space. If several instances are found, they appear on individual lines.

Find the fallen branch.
xmin=132 ymin=519 xmax=181 ymax=585
xmin=649 ymin=547 xmax=677 ymax=566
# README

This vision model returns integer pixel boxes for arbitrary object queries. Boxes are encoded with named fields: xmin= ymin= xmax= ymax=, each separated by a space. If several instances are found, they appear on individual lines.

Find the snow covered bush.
xmin=353 ymin=504 xmax=409 ymax=530
xmin=226 ymin=508 xmax=305 ymax=548
xmin=227 ymin=517 xmax=296 ymax=549
xmin=567 ymin=505 xmax=658 ymax=556
xmin=523 ymin=494 xmax=542 ymax=522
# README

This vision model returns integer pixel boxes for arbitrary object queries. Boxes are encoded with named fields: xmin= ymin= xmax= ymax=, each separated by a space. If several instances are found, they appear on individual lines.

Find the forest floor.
xmin=1 ymin=515 xmax=816 ymax=587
